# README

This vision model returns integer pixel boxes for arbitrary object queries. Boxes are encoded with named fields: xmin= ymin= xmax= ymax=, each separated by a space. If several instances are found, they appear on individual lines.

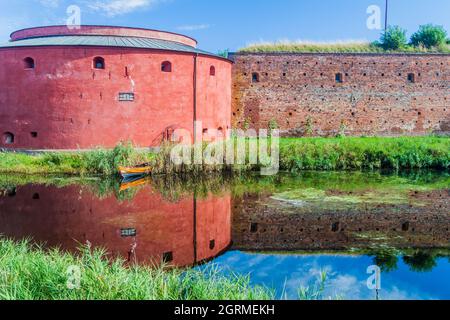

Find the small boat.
xmin=119 ymin=176 xmax=150 ymax=192
xmin=118 ymin=164 xmax=152 ymax=179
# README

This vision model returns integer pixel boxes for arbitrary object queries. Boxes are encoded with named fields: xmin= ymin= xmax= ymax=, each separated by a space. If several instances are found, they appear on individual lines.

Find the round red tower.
xmin=0 ymin=26 xmax=232 ymax=150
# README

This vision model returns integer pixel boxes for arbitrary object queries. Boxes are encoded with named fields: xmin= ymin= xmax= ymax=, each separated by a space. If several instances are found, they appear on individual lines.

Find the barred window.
xmin=119 ymin=92 xmax=135 ymax=101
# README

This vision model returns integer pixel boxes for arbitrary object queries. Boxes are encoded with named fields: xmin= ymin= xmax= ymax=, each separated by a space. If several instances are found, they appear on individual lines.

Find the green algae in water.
xmin=271 ymin=187 xmax=423 ymax=206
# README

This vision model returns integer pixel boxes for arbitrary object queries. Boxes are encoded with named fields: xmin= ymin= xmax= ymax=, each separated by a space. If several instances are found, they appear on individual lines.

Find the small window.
xmin=250 ymin=223 xmax=258 ymax=233
xmin=407 ymin=73 xmax=415 ymax=83
xmin=30 ymin=132 xmax=38 ymax=138
xmin=163 ymin=251 xmax=173 ymax=263
xmin=331 ymin=222 xmax=340 ymax=232
xmin=2 ymin=132 xmax=14 ymax=144
xmin=121 ymin=228 xmax=137 ymax=237
xmin=93 ymin=57 xmax=105 ymax=69
xmin=161 ymin=61 xmax=172 ymax=72
xmin=209 ymin=240 xmax=215 ymax=250
xmin=23 ymin=57 xmax=35 ymax=69
xmin=118 ymin=92 xmax=135 ymax=102
xmin=210 ymin=66 xmax=216 ymax=76
xmin=252 ymin=72 xmax=259 ymax=83
xmin=335 ymin=73 xmax=343 ymax=83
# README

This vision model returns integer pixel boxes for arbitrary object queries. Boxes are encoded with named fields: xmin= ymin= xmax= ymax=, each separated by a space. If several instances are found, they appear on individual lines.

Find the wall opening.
xmin=7 ymin=187 xmax=16 ymax=197
xmin=30 ymin=132 xmax=38 ymax=138
xmin=407 ymin=73 xmax=415 ymax=83
xmin=23 ymin=57 xmax=35 ymax=69
xmin=93 ymin=57 xmax=105 ymax=69
xmin=209 ymin=240 xmax=215 ymax=250
xmin=210 ymin=66 xmax=216 ymax=76
xmin=161 ymin=61 xmax=172 ymax=72
xmin=32 ymin=193 xmax=40 ymax=200
xmin=402 ymin=222 xmax=410 ymax=232
xmin=250 ymin=223 xmax=258 ymax=233
xmin=331 ymin=222 xmax=340 ymax=232
xmin=163 ymin=251 xmax=173 ymax=263
xmin=335 ymin=73 xmax=343 ymax=83
xmin=2 ymin=132 xmax=14 ymax=144
xmin=252 ymin=72 xmax=260 ymax=83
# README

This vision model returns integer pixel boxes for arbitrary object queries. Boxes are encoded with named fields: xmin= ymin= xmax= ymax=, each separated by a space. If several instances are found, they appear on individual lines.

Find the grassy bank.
xmin=0 ymin=137 xmax=448 ymax=175
xmin=0 ymin=238 xmax=272 ymax=300
xmin=238 ymin=41 xmax=450 ymax=53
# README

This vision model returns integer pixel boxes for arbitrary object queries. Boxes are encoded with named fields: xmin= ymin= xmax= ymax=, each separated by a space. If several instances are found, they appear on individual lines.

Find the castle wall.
xmin=231 ymin=53 xmax=450 ymax=136
xmin=0 ymin=43 xmax=231 ymax=149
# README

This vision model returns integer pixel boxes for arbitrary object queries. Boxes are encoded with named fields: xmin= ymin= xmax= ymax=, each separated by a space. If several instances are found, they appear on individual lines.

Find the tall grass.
xmin=279 ymin=137 xmax=449 ymax=171
xmin=238 ymin=40 xmax=450 ymax=53
xmin=0 ymin=142 xmax=153 ymax=175
xmin=0 ymin=238 xmax=272 ymax=300
xmin=0 ymin=137 xmax=448 ymax=175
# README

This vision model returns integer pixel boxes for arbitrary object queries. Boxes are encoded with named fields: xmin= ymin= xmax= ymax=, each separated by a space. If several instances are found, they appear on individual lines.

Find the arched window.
xmin=161 ymin=61 xmax=172 ymax=72
xmin=93 ymin=57 xmax=105 ymax=69
xmin=2 ymin=132 xmax=14 ymax=144
xmin=210 ymin=66 xmax=216 ymax=76
xmin=23 ymin=57 xmax=35 ymax=69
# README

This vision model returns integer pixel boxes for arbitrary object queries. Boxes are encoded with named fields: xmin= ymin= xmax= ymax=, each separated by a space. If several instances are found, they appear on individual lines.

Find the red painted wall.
xmin=0 ymin=34 xmax=232 ymax=150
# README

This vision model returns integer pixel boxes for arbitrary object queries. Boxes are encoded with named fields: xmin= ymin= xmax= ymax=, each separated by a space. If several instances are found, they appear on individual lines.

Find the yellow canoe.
xmin=118 ymin=166 xmax=152 ymax=179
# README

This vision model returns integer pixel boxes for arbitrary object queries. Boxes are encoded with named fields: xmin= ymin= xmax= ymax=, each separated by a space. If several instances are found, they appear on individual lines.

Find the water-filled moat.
xmin=1 ymin=171 xmax=448 ymax=299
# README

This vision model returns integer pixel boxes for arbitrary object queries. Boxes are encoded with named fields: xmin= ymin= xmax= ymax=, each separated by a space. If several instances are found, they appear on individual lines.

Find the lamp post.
xmin=385 ymin=0 xmax=389 ymax=31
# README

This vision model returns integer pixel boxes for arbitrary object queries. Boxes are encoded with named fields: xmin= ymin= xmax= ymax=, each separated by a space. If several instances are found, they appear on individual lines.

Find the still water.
xmin=0 ymin=171 xmax=449 ymax=300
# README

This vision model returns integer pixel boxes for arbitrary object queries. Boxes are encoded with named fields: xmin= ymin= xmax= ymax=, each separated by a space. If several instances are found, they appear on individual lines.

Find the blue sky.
xmin=1 ymin=0 xmax=449 ymax=52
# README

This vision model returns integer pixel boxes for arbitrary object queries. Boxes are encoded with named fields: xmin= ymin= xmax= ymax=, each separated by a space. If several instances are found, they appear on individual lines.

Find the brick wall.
xmin=232 ymin=191 xmax=450 ymax=251
xmin=231 ymin=53 xmax=450 ymax=136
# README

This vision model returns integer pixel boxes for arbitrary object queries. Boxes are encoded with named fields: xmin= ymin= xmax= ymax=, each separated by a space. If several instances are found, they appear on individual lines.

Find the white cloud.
xmin=88 ymin=0 xmax=160 ymax=17
xmin=177 ymin=24 xmax=211 ymax=31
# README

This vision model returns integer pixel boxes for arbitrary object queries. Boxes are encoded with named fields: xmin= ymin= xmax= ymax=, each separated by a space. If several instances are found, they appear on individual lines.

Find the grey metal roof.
xmin=0 ymin=35 xmax=225 ymax=59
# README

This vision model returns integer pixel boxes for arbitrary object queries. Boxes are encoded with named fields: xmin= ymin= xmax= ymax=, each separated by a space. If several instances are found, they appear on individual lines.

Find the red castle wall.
xmin=0 ymin=26 xmax=232 ymax=150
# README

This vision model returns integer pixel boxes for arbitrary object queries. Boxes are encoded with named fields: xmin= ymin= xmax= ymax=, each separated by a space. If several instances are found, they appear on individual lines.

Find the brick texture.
xmin=231 ymin=53 xmax=450 ymax=136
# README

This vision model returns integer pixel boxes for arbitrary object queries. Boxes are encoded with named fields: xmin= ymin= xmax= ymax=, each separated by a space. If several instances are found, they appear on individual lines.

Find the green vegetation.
xmin=239 ymin=24 xmax=450 ymax=53
xmin=379 ymin=26 xmax=408 ymax=50
xmin=1 ymin=137 xmax=449 ymax=175
xmin=0 ymin=238 xmax=335 ymax=300
xmin=239 ymin=40 xmax=450 ymax=54
xmin=278 ymin=136 xmax=449 ymax=171
xmin=410 ymin=24 xmax=448 ymax=49
xmin=0 ymin=143 xmax=153 ymax=175
xmin=0 ymin=238 xmax=272 ymax=300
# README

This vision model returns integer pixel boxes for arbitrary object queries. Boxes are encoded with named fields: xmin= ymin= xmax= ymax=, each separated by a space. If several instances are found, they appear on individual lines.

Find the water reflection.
xmin=0 ymin=171 xmax=449 ymax=299
xmin=0 ymin=178 xmax=232 ymax=267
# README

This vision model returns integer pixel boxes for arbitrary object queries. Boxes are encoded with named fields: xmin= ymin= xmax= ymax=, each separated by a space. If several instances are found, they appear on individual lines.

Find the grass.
xmin=0 ymin=238 xmax=334 ymax=300
xmin=238 ymin=40 xmax=450 ymax=53
xmin=0 ymin=238 xmax=273 ymax=300
xmin=0 ymin=142 xmax=154 ymax=175
xmin=278 ymin=136 xmax=449 ymax=171
xmin=0 ymin=137 xmax=448 ymax=175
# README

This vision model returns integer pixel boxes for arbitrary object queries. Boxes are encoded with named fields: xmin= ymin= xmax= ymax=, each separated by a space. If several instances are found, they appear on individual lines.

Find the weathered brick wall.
xmin=231 ymin=53 xmax=450 ymax=136
xmin=232 ymin=191 xmax=450 ymax=251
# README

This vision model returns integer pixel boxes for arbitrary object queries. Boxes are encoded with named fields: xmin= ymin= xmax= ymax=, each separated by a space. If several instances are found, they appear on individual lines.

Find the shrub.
xmin=410 ymin=24 xmax=448 ymax=48
xmin=379 ymin=26 xmax=408 ymax=50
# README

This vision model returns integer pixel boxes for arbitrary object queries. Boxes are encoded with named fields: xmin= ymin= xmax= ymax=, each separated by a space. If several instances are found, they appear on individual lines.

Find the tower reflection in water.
xmin=0 ymin=179 xmax=232 ymax=267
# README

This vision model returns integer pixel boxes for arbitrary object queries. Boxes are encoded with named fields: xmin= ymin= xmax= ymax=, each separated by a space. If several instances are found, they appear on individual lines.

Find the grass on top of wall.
xmin=0 ymin=136 xmax=448 ymax=175
xmin=238 ymin=41 xmax=450 ymax=54
xmin=0 ymin=238 xmax=273 ymax=300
